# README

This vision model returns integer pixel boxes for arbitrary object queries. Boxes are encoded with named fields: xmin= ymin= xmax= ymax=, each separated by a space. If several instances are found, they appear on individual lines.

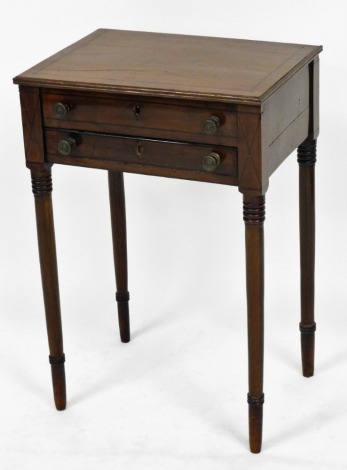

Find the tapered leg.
xmin=298 ymin=139 xmax=316 ymax=377
xmin=243 ymin=195 xmax=265 ymax=453
xmin=108 ymin=171 xmax=130 ymax=343
xmin=31 ymin=166 xmax=66 ymax=410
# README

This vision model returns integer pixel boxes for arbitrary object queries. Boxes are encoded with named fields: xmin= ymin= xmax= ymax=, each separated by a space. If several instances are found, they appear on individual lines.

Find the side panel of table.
xmin=237 ymin=63 xmax=311 ymax=196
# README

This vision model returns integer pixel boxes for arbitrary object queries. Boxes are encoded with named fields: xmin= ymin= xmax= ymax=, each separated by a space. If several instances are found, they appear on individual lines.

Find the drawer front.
xmin=45 ymin=130 xmax=238 ymax=184
xmin=42 ymin=91 xmax=238 ymax=146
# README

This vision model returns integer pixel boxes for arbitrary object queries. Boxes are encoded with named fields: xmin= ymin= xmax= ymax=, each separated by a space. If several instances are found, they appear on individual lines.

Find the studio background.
xmin=1 ymin=1 xmax=346 ymax=469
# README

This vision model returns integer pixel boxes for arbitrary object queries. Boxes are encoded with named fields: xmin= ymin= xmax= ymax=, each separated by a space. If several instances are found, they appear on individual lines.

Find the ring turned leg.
xmin=108 ymin=171 xmax=130 ymax=343
xmin=31 ymin=166 xmax=66 ymax=410
xmin=243 ymin=195 xmax=265 ymax=453
xmin=298 ymin=139 xmax=316 ymax=377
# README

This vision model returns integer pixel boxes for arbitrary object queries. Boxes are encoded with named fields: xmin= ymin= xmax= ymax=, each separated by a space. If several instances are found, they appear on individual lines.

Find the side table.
xmin=13 ymin=29 xmax=322 ymax=453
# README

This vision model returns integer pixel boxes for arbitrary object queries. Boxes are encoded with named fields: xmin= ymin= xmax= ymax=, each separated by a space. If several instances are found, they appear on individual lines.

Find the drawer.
xmin=42 ymin=91 xmax=238 ymax=147
xmin=45 ymin=129 xmax=238 ymax=184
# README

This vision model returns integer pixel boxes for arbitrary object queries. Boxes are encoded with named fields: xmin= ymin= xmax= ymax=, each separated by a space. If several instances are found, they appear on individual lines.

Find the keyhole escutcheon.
xmin=136 ymin=142 xmax=144 ymax=158
xmin=133 ymin=103 xmax=141 ymax=120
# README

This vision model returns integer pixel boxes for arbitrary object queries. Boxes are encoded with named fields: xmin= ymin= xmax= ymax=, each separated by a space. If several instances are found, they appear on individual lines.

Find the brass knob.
xmin=202 ymin=152 xmax=220 ymax=172
xmin=202 ymin=115 xmax=220 ymax=135
xmin=57 ymin=137 xmax=77 ymax=156
xmin=53 ymin=102 xmax=72 ymax=119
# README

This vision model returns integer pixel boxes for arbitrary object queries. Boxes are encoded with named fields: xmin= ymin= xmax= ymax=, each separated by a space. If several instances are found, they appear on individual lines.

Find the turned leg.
xmin=243 ymin=195 xmax=265 ymax=453
xmin=298 ymin=139 xmax=316 ymax=377
xmin=31 ymin=166 xmax=66 ymax=410
xmin=108 ymin=171 xmax=130 ymax=343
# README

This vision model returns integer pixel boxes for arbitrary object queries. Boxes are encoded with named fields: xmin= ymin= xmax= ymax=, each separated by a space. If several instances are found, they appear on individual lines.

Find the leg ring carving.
xmin=31 ymin=174 xmax=53 ymax=196
xmin=116 ymin=291 xmax=130 ymax=302
xmin=299 ymin=322 xmax=316 ymax=335
xmin=247 ymin=393 xmax=265 ymax=407
xmin=49 ymin=353 xmax=66 ymax=366
xmin=243 ymin=197 xmax=265 ymax=225
xmin=297 ymin=139 xmax=317 ymax=166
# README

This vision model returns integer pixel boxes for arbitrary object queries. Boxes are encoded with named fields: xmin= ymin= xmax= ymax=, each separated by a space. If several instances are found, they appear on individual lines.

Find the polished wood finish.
xmin=30 ymin=164 xmax=66 ymax=410
xmin=108 ymin=171 xmax=130 ymax=343
xmin=14 ymin=29 xmax=322 ymax=453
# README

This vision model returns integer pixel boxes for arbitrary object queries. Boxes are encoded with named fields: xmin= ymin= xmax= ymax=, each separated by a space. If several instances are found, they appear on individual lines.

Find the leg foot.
xmin=116 ymin=291 xmax=130 ymax=343
xmin=299 ymin=322 xmax=316 ymax=377
xmin=49 ymin=354 xmax=66 ymax=410
xmin=248 ymin=393 xmax=264 ymax=453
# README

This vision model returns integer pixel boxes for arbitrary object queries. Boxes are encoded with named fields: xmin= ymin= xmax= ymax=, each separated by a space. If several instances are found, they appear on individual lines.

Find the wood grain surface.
xmin=14 ymin=29 xmax=322 ymax=104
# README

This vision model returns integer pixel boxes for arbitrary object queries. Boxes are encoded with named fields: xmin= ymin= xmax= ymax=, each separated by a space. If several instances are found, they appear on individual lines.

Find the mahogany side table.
xmin=13 ymin=29 xmax=322 ymax=453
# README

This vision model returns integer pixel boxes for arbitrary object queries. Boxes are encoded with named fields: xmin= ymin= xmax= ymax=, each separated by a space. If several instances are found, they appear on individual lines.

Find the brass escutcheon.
xmin=136 ymin=142 xmax=144 ymax=157
xmin=133 ymin=103 xmax=141 ymax=120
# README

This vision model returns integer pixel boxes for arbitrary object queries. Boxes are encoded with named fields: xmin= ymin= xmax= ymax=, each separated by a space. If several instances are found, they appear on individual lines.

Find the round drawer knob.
xmin=202 ymin=152 xmax=220 ymax=172
xmin=57 ymin=137 xmax=77 ymax=156
xmin=202 ymin=115 xmax=220 ymax=135
xmin=53 ymin=102 xmax=71 ymax=119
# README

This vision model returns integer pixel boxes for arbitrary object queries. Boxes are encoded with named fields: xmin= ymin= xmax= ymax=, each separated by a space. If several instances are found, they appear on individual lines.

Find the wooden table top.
xmin=13 ymin=29 xmax=322 ymax=105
